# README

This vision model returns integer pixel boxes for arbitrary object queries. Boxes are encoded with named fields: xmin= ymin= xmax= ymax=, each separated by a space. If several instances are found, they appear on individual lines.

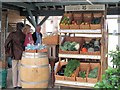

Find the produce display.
xmin=60 ymin=41 xmax=80 ymax=51
xmin=81 ymin=38 xmax=100 ymax=53
xmin=59 ymin=12 xmax=102 ymax=29
xmin=91 ymin=17 xmax=101 ymax=24
xmin=79 ymin=71 xmax=86 ymax=79
xmin=57 ymin=65 xmax=66 ymax=76
xmin=88 ymin=67 xmax=98 ymax=78
xmin=64 ymin=60 xmax=80 ymax=77
xmin=60 ymin=16 xmax=72 ymax=25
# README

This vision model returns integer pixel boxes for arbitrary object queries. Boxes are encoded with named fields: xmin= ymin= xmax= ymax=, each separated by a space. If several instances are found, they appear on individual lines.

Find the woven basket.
xmin=42 ymin=35 xmax=59 ymax=45
xmin=59 ymin=37 xmax=84 ymax=54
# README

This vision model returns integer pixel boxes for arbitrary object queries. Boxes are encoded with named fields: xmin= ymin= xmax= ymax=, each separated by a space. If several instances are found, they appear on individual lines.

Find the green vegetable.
xmin=91 ymin=17 xmax=101 ymax=24
xmin=94 ymin=47 xmax=120 ymax=89
xmin=88 ymin=67 xmax=98 ymax=78
xmin=79 ymin=71 xmax=86 ymax=79
xmin=64 ymin=59 xmax=80 ymax=77
xmin=60 ymin=41 xmax=79 ymax=51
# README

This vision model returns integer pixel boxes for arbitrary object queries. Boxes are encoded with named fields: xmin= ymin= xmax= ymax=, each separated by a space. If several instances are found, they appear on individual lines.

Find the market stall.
xmin=54 ymin=4 xmax=108 ymax=88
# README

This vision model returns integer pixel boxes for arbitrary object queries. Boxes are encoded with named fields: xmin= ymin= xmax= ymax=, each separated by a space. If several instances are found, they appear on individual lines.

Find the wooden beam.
xmin=26 ymin=8 xmax=36 ymax=28
xmin=2 ymin=3 xmax=21 ymax=11
xmin=35 ymin=16 xmax=39 ymax=25
xmin=39 ymin=16 xmax=49 ymax=25
xmin=20 ymin=9 xmax=64 ymax=16
xmin=26 ymin=16 xmax=35 ymax=27
xmin=3 ymin=2 xmax=35 ymax=10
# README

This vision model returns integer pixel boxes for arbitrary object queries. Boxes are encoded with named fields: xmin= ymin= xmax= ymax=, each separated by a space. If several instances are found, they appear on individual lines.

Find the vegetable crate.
xmin=64 ymin=60 xmax=80 ymax=81
xmin=90 ymin=12 xmax=103 ymax=30
xmin=69 ymin=24 xmax=80 ymax=29
xmin=59 ymin=36 xmax=84 ymax=54
xmin=55 ymin=61 xmax=67 ymax=80
xmin=80 ymin=24 xmax=90 ymax=29
xmin=59 ymin=13 xmax=73 ymax=29
xmin=42 ymin=35 xmax=59 ymax=45
xmin=80 ymin=37 xmax=101 ymax=55
xmin=76 ymin=63 xmax=89 ymax=82
xmin=87 ymin=63 xmax=100 ymax=83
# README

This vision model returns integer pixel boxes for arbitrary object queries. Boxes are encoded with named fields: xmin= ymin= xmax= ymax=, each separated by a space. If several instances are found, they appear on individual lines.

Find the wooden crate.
xmin=42 ymin=35 xmax=59 ymax=45
xmin=76 ymin=63 xmax=89 ymax=82
xmin=55 ymin=61 xmax=67 ymax=80
xmin=59 ymin=36 xmax=84 ymax=54
xmin=59 ymin=24 xmax=70 ymax=29
xmin=64 ymin=13 xmax=73 ymax=18
xmin=80 ymin=51 xmax=100 ymax=55
xmin=87 ymin=63 xmax=100 ymax=83
xmin=90 ymin=24 xmax=102 ymax=29
xmin=69 ymin=24 xmax=80 ymax=29
xmin=64 ymin=66 xmax=79 ymax=81
xmin=80 ymin=24 xmax=90 ymax=29
xmin=64 ymin=76 xmax=76 ymax=81
xmin=83 ymin=13 xmax=92 ymax=23
xmin=73 ymin=13 xmax=82 ymax=18
xmin=93 ymin=13 xmax=103 ymax=18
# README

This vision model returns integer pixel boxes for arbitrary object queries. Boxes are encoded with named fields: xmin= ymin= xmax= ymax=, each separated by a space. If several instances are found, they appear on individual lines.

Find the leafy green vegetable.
xmin=79 ymin=71 xmax=86 ymax=79
xmin=60 ymin=41 xmax=79 ymax=51
xmin=88 ymin=67 xmax=98 ymax=78
xmin=64 ymin=59 xmax=80 ymax=77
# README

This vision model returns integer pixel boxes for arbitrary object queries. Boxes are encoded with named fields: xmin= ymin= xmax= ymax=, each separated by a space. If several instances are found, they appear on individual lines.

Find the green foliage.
xmin=94 ymin=49 xmax=120 ymax=89
xmin=79 ymin=71 xmax=86 ymax=78
xmin=109 ymin=50 xmax=120 ymax=67
xmin=60 ymin=41 xmax=79 ymax=51
xmin=64 ymin=59 xmax=80 ymax=77
xmin=88 ymin=67 xmax=98 ymax=78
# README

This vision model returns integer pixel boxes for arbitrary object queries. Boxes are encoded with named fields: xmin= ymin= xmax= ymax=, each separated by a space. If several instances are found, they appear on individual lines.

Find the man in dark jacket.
xmin=32 ymin=25 xmax=42 ymax=45
xmin=5 ymin=22 xmax=25 ymax=89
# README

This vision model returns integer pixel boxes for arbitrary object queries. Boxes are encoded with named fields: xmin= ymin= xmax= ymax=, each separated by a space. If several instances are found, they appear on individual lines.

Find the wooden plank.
xmin=55 ymin=80 xmax=95 ymax=88
xmin=59 ymin=54 xmax=101 ymax=59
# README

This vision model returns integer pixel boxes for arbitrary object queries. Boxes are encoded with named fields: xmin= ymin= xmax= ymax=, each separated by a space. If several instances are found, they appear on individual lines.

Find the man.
xmin=5 ymin=22 xmax=25 ymax=89
xmin=32 ymin=25 xmax=42 ymax=45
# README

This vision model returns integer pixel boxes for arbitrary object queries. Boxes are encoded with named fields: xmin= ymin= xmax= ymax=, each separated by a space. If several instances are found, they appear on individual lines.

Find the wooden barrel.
xmin=20 ymin=52 xmax=49 ymax=88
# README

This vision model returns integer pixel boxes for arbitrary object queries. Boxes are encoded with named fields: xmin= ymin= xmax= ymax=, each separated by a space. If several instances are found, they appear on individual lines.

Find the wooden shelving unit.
xmin=55 ymin=4 xmax=108 ymax=88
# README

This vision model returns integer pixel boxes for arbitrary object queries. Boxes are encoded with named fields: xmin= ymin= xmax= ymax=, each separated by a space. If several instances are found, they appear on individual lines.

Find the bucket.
xmin=20 ymin=52 xmax=49 ymax=88
xmin=0 ymin=69 xmax=7 ymax=89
